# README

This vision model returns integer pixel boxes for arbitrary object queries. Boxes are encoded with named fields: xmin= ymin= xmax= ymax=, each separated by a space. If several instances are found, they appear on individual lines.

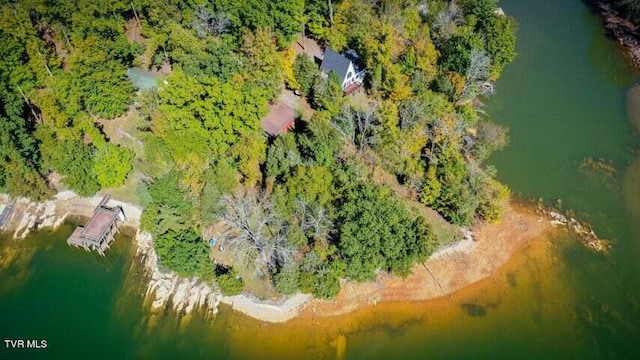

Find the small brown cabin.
xmin=260 ymin=102 xmax=296 ymax=136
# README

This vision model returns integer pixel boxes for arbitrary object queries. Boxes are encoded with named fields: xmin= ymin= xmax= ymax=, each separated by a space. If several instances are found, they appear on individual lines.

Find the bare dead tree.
xmin=399 ymin=99 xmax=426 ymax=130
xmin=219 ymin=190 xmax=293 ymax=277
xmin=194 ymin=6 xmax=213 ymax=38
xmin=417 ymin=1 xmax=430 ymax=17
xmin=331 ymin=106 xmax=357 ymax=144
xmin=194 ymin=6 xmax=230 ymax=38
xmin=9 ymin=4 xmax=54 ymax=77
xmin=59 ymin=25 xmax=73 ymax=51
xmin=16 ymin=85 xmax=42 ymax=123
xmin=423 ymin=115 xmax=465 ymax=165
xmin=408 ymin=176 xmax=426 ymax=194
xmin=378 ymin=1 xmax=405 ymax=32
xmin=354 ymin=104 xmax=380 ymax=153
xmin=328 ymin=0 xmax=334 ymax=25
xmin=294 ymin=199 xmax=332 ymax=240
xmin=211 ymin=11 xmax=231 ymax=37
xmin=458 ymin=49 xmax=493 ymax=105
xmin=332 ymin=105 xmax=380 ymax=154
xmin=423 ymin=122 xmax=440 ymax=165
xmin=433 ymin=0 xmax=462 ymax=40
xmin=471 ymin=120 xmax=509 ymax=160
xmin=286 ymin=149 xmax=302 ymax=168
xmin=34 ymin=48 xmax=53 ymax=77
xmin=131 ymin=1 xmax=141 ymax=29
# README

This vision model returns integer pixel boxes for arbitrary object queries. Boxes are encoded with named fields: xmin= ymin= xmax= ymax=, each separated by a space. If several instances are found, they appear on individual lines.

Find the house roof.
xmin=321 ymin=48 xmax=352 ymax=80
xmin=260 ymin=102 xmax=296 ymax=136
xmin=343 ymin=49 xmax=365 ymax=73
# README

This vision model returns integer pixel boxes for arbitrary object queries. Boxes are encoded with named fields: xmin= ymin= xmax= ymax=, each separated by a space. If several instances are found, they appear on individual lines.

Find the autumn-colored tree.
xmin=92 ymin=144 xmax=134 ymax=188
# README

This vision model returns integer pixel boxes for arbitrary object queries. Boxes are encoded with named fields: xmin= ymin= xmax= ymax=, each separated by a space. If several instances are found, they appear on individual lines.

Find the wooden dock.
xmin=67 ymin=195 xmax=125 ymax=255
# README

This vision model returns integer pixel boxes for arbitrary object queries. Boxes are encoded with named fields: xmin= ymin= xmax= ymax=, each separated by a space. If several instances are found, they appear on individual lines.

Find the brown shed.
xmin=260 ymin=102 xmax=296 ymax=136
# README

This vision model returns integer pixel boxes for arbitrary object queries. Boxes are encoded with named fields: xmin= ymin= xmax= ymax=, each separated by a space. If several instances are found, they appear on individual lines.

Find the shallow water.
xmin=0 ymin=227 xmax=590 ymax=359
xmin=2 ymin=0 xmax=640 ymax=359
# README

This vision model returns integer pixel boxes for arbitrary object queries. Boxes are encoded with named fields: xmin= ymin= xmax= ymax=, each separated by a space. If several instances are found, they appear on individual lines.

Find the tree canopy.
xmin=0 ymin=0 xmax=517 ymax=300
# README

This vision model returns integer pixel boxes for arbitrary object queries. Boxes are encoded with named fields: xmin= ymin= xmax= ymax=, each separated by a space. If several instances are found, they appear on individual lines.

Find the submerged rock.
xmin=544 ymin=207 xmax=609 ymax=253
xmin=5 ymin=198 xmax=69 ymax=239
xmin=461 ymin=303 xmax=487 ymax=317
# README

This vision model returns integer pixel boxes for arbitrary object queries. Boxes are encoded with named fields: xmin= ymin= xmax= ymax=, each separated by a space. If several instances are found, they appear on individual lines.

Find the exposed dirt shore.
xmin=299 ymin=203 xmax=554 ymax=318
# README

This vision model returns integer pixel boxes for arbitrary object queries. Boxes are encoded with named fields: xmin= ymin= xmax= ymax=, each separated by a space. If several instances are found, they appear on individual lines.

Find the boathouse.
xmin=67 ymin=195 xmax=125 ymax=255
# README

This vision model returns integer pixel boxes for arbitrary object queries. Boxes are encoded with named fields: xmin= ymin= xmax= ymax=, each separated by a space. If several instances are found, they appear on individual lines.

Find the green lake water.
xmin=2 ymin=0 xmax=640 ymax=359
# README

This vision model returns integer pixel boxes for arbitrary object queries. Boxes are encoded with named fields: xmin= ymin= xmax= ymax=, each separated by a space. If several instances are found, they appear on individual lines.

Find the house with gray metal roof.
xmin=320 ymin=48 xmax=365 ymax=94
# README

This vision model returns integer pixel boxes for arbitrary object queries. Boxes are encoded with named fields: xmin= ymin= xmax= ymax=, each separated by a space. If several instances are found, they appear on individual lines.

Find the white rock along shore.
xmin=0 ymin=192 xmax=310 ymax=323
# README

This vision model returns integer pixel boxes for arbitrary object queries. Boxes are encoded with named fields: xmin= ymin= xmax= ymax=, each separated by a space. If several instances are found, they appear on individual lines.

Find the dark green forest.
xmin=0 ymin=0 xmax=516 ymax=298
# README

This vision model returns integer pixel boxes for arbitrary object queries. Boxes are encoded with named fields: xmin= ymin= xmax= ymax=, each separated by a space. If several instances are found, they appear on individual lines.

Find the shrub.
xmin=216 ymin=268 xmax=245 ymax=296
xmin=273 ymin=266 xmax=300 ymax=295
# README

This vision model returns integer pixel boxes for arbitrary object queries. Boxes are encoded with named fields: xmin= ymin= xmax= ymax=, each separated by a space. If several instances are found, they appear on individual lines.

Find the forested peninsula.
xmin=0 ymin=0 xmax=516 ymax=301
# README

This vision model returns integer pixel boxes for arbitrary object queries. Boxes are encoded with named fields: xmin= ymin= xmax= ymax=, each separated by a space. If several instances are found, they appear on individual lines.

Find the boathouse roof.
xmin=79 ymin=207 xmax=122 ymax=242
xmin=67 ymin=195 xmax=125 ymax=255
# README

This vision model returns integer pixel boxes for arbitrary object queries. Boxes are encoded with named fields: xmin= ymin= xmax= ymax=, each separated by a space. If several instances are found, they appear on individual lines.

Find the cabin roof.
xmin=260 ymin=102 xmax=296 ymax=136
xmin=320 ymin=48 xmax=365 ymax=80
xmin=321 ymin=48 xmax=351 ymax=80
xmin=343 ymin=49 xmax=365 ymax=73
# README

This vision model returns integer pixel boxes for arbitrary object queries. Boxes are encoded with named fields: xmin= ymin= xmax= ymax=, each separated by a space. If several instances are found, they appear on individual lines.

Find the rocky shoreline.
xmin=0 ymin=192 xmax=310 ymax=323
xmin=0 ymin=192 xmax=606 ymax=323
xmin=135 ymin=230 xmax=310 ymax=322
xmin=588 ymin=0 xmax=640 ymax=68
xmin=0 ymin=192 xmax=227 ymax=319
xmin=135 ymin=231 xmax=222 ymax=316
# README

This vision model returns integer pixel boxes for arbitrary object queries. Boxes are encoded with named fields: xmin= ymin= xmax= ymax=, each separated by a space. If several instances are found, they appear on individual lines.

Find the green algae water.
xmin=2 ymin=0 xmax=640 ymax=359
xmin=483 ymin=0 xmax=640 ymax=356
